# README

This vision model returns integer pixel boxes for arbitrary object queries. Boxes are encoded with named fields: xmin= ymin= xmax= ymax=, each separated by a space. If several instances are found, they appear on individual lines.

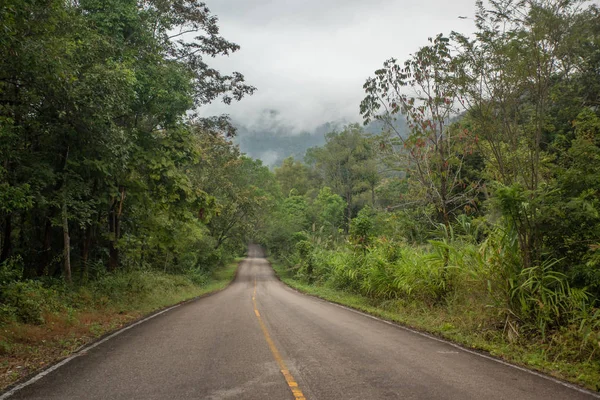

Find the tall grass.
xmin=281 ymin=226 xmax=600 ymax=363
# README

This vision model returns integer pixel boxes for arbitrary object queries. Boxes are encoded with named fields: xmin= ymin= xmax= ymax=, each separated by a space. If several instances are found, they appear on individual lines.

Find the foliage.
xmin=274 ymin=157 xmax=313 ymax=196
xmin=349 ymin=206 xmax=375 ymax=248
xmin=305 ymin=124 xmax=379 ymax=225
xmin=361 ymin=34 xmax=478 ymax=229
xmin=0 ymin=0 xmax=260 ymax=283
xmin=2 ymin=0 xmax=600 ymax=389
xmin=312 ymin=187 xmax=346 ymax=239
xmin=0 ymin=261 xmax=239 ymax=390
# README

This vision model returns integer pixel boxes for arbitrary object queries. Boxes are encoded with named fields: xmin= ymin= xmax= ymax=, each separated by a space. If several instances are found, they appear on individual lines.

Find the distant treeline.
xmin=234 ymin=116 xmax=408 ymax=167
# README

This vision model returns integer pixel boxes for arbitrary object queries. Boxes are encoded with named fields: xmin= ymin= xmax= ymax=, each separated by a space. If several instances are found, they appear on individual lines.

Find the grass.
xmin=0 ymin=261 xmax=240 ymax=393
xmin=271 ymin=261 xmax=600 ymax=393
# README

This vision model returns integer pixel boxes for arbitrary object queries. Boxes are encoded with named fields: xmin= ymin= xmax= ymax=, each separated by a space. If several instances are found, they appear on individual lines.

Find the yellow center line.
xmin=253 ymin=278 xmax=306 ymax=400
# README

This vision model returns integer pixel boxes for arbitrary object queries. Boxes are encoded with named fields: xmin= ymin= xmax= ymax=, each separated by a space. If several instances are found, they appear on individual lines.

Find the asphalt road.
xmin=5 ymin=245 xmax=598 ymax=399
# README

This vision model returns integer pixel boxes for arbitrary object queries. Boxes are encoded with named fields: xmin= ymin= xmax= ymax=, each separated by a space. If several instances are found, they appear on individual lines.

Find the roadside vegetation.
xmin=261 ymin=0 xmax=600 ymax=391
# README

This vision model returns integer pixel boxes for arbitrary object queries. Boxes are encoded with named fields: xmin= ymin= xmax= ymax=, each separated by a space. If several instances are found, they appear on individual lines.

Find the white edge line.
xmin=281 ymin=283 xmax=600 ymax=398
xmin=0 ymin=304 xmax=181 ymax=400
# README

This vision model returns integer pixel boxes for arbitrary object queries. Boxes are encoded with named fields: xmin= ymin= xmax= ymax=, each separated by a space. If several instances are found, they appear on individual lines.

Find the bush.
xmin=0 ymin=256 xmax=23 ymax=285
xmin=0 ymin=280 xmax=55 ymax=324
xmin=185 ymin=269 xmax=210 ymax=286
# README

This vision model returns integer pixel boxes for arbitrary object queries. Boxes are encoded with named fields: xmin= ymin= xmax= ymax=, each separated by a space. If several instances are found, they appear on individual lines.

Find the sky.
xmin=198 ymin=0 xmax=477 ymax=133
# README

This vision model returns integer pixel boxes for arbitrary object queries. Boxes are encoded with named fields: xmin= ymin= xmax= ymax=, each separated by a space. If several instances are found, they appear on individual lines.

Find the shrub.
xmin=0 ymin=280 xmax=55 ymax=324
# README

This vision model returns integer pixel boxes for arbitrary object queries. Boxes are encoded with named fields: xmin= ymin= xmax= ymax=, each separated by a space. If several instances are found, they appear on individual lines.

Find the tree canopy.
xmin=0 ymin=0 xmax=260 ymax=281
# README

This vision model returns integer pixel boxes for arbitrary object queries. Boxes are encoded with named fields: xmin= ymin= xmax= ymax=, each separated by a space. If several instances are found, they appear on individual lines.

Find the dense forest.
xmin=1 ymin=0 xmax=600 ymax=390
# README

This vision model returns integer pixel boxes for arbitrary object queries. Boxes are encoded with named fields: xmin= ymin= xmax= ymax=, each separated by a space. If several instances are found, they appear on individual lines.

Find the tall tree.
xmin=361 ymin=35 xmax=477 ymax=229
xmin=305 ymin=124 xmax=378 ymax=226
xmin=0 ymin=0 xmax=255 ymax=280
xmin=274 ymin=157 xmax=311 ymax=197
xmin=452 ymin=0 xmax=598 ymax=268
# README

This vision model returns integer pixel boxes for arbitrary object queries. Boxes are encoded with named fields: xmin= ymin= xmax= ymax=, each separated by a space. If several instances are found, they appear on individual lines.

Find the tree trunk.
xmin=163 ymin=253 xmax=170 ymax=273
xmin=38 ymin=219 xmax=52 ymax=276
xmin=108 ymin=186 xmax=125 ymax=272
xmin=139 ymin=240 xmax=145 ymax=269
xmin=439 ymin=172 xmax=451 ymax=294
xmin=81 ymin=224 xmax=93 ymax=281
xmin=0 ymin=215 xmax=12 ymax=263
xmin=62 ymin=195 xmax=72 ymax=283
xmin=1 ymin=75 xmax=18 ymax=264
xmin=108 ymin=208 xmax=119 ymax=272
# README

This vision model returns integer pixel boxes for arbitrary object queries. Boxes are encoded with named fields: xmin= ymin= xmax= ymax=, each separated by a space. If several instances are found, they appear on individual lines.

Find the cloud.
xmin=197 ymin=0 xmax=476 ymax=133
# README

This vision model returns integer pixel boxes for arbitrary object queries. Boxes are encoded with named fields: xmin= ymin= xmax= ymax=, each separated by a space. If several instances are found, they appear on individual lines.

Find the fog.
xmin=197 ymin=0 xmax=476 ymax=133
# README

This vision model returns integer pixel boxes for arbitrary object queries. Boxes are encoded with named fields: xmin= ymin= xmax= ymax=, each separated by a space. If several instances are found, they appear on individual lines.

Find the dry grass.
xmin=0 ymin=309 xmax=138 ymax=389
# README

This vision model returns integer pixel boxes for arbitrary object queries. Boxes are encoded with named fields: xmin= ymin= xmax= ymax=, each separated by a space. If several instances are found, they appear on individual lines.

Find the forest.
xmin=1 ymin=0 xmax=599 ymax=391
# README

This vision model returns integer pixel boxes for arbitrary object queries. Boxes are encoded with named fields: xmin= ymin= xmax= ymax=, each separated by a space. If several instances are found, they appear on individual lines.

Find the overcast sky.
xmin=198 ymin=0 xmax=477 ymax=132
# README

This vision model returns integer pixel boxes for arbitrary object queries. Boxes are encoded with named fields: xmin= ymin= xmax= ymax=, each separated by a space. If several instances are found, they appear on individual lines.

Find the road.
xmin=4 ymin=245 xmax=597 ymax=399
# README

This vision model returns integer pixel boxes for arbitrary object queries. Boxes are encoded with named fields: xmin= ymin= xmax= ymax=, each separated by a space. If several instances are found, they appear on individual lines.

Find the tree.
xmin=311 ymin=187 xmax=346 ymax=239
xmin=274 ymin=157 xmax=311 ymax=197
xmin=0 ymin=0 xmax=255 ymax=281
xmin=305 ymin=124 xmax=378 ymax=226
xmin=452 ymin=0 xmax=599 ymax=269
xmin=539 ymin=109 xmax=600 ymax=295
xmin=190 ymin=130 xmax=276 ymax=252
xmin=361 ymin=35 xmax=477 ymax=230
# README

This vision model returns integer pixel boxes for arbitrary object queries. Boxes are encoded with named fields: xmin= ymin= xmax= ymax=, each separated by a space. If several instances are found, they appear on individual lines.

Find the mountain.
xmin=232 ymin=111 xmax=408 ymax=167
xmin=232 ymin=110 xmax=343 ymax=166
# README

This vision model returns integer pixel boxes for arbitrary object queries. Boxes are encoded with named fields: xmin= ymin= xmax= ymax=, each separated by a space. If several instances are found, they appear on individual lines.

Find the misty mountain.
xmin=233 ymin=111 xmax=408 ymax=167
xmin=233 ymin=121 xmax=335 ymax=166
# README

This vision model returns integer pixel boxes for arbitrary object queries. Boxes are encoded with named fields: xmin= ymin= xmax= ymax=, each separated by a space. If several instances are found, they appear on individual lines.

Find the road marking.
xmin=253 ymin=278 xmax=306 ymax=400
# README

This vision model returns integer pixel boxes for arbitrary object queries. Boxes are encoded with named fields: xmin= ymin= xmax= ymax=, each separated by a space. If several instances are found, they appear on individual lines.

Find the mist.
xmin=197 ymin=0 xmax=476 ymax=134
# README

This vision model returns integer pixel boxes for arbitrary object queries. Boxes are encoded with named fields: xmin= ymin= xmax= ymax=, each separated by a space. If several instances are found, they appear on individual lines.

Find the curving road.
xmin=4 ymin=245 xmax=598 ymax=399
